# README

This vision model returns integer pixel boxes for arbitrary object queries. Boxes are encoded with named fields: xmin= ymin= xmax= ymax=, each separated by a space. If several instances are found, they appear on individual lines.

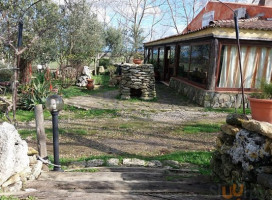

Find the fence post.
xmin=35 ymin=104 xmax=48 ymax=171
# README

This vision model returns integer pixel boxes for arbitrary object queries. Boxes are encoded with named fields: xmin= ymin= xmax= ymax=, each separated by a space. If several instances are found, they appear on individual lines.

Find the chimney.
xmin=259 ymin=0 xmax=272 ymax=6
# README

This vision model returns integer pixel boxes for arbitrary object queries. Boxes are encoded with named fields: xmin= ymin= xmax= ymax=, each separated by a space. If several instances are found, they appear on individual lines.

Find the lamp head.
xmin=45 ymin=95 xmax=64 ymax=112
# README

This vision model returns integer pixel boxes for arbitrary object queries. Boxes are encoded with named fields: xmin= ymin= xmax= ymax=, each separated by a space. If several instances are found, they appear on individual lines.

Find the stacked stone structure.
xmin=211 ymin=114 xmax=272 ymax=199
xmin=120 ymin=64 xmax=156 ymax=100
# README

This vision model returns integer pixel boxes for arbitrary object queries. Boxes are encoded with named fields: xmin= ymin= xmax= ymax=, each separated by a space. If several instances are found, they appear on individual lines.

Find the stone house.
xmin=144 ymin=0 xmax=272 ymax=108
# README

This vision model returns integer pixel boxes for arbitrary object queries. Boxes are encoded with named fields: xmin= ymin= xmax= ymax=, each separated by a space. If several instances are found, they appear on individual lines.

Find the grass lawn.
xmin=48 ymin=151 xmax=213 ymax=174
xmin=60 ymin=75 xmax=117 ymax=98
xmin=204 ymin=107 xmax=251 ymax=114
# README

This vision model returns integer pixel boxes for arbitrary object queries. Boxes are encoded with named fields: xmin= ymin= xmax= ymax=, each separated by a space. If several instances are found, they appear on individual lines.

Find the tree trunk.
xmin=19 ymin=58 xmax=32 ymax=84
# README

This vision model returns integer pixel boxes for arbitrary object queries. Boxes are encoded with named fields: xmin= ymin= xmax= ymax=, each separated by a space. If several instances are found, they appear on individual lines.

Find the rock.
xmin=31 ymin=160 xmax=43 ymax=179
xmin=218 ymin=132 xmax=235 ymax=146
xmin=68 ymin=161 xmax=86 ymax=168
xmin=242 ymin=120 xmax=272 ymax=139
xmin=228 ymin=129 xmax=271 ymax=171
xmin=123 ymin=158 xmax=145 ymax=166
xmin=29 ymin=155 xmax=38 ymax=165
xmin=19 ymin=167 xmax=32 ymax=182
xmin=106 ymin=158 xmax=119 ymax=166
xmin=0 ymin=122 xmax=29 ymax=186
xmin=226 ymin=113 xmax=248 ymax=126
xmin=2 ymin=174 xmax=20 ymax=188
xmin=146 ymin=160 xmax=162 ymax=168
xmin=163 ymin=160 xmax=180 ymax=168
xmin=3 ymin=181 xmax=22 ymax=193
xmin=256 ymin=166 xmax=272 ymax=174
xmin=86 ymin=159 xmax=104 ymax=167
xmin=28 ymin=147 xmax=39 ymax=156
xmin=257 ymin=173 xmax=272 ymax=189
xmin=215 ymin=137 xmax=223 ymax=149
xmin=221 ymin=124 xmax=240 ymax=136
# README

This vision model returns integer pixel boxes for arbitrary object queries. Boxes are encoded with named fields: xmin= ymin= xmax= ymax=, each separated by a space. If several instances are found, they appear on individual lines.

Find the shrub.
xmin=19 ymin=72 xmax=51 ymax=110
xmin=0 ymin=62 xmax=13 ymax=82
xmin=108 ymin=65 xmax=117 ymax=77
xmin=99 ymin=59 xmax=110 ymax=68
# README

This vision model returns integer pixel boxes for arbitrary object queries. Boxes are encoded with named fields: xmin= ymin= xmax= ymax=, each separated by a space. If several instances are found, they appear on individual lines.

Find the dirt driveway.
xmin=23 ymin=83 xmax=226 ymax=159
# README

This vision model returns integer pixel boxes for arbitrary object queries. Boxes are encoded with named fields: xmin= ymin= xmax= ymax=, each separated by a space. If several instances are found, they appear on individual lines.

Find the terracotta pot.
xmin=133 ymin=59 xmax=143 ymax=64
xmin=248 ymin=97 xmax=272 ymax=123
xmin=86 ymin=79 xmax=94 ymax=90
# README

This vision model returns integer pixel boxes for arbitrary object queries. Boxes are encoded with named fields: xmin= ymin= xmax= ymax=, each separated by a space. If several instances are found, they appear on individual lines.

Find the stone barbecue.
xmin=120 ymin=64 xmax=156 ymax=100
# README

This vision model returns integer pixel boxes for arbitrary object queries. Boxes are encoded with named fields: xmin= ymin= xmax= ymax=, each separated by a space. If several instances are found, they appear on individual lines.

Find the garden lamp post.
xmin=46 ymin=94 xmax=64 ymax=171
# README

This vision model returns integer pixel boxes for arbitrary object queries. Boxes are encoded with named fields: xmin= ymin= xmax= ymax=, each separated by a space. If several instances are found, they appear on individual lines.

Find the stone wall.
xmin=120 ymin=64 xmax=156 ymax=100
xmin=169 ymin=77 xmax=250 ymax=108
xmin=0 ymin=122 xmax=43 ymax=192
xmin=211 ymin=114 xmax=272 ymax=199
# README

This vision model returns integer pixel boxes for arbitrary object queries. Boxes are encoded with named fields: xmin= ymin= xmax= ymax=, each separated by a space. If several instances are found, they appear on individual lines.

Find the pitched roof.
xmin=209 ymin=18 xmax=272 ymax=31
xmin=144 ymin=18 xmax=272 ymax=45
xmin=183 ymin=1 xmax=272 ymax=34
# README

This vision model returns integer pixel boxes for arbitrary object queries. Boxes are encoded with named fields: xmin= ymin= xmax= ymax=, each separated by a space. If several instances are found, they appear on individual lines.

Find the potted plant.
xmin=248 ymin=81 xmax=272 ymax=123
xmin=133 ymin=52 xmax=144 ymax=64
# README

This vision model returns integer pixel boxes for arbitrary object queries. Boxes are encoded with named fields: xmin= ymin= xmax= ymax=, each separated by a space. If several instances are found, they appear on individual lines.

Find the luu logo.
xmin=222 ymin=184 xmax=244 ymax=200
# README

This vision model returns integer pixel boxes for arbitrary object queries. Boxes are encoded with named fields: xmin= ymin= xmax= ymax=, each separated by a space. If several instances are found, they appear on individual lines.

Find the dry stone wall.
xmin=211 ymin=115 xmax=272 ymax=199
xmin=0 ymin=122 xmax=43 ymax=192
xmin=120 ymin=64 xmax=156 ymax=100
xmin=169 ymin=77 xmax=250 ymax=108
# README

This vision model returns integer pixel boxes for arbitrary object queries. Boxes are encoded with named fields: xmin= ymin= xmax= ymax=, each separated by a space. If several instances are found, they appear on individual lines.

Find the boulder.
xmin=27 ymin=147 xmax=39 ymax=156
xmin=226 ymin=113 xmax=248 ymax=126
xmin=86 ymin=159 xmax=104 ymax=167
xmin=146 ymin=160 xmax=162 ymax=168
xmin=221 ymin=124 xmax=240 ymax=136
xmin=0 ymin=122 xmax=29 ymax=186
xmin=257 ymin=173 xmax=272 ymax=189
xmin=106 ymin=158 xmax=119 ymax=166
xmin=242 ymin=120 xmax=272 ymax=139
xmin=228 ymin=129 xmax=271 ymax=171
xmin=123 ymin=158 xmax=145 ymax=166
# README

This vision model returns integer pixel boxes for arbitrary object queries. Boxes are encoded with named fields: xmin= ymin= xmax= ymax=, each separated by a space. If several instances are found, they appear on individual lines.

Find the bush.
xmin=19 ymin=72 xmax=51 ymax=110
xmin=99 ymin=59 xmax=110 ymax=68
xmin=0 ymin=62 xmax=13 ymax=82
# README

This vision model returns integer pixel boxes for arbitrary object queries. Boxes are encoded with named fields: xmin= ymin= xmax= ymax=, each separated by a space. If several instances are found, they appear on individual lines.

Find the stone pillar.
xmin=120 ymin=64 xmax=156 ymax=100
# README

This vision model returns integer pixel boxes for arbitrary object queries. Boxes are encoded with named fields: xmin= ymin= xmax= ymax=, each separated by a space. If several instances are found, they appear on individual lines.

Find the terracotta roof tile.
xmin=209 ymin=18 xmax=272 ymax=31
xmin=144 ymin=18 xmax=272 ymax=45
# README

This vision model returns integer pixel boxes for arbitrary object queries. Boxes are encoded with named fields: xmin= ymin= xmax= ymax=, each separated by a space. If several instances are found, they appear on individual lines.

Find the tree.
xmin=110 ymin=0 xmax=165 ymax=61
xmin=0 ymin=0 xmax=60 ymax=120
xmin=0 ymin=0 xmax=60 ymax=82
xmin=57 ymin=0 xmax=105 ymax=67
xmin=164 ymin=0 xmax=207 ymax=34
xmin=105 ymin=27 xmax=123 ymax=56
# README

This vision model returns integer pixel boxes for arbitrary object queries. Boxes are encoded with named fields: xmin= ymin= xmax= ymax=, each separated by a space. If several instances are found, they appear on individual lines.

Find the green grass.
xmin=18 ymin=128 xmax=88 ymax=139
xmin=154 ymin=151 xmax=212 ymax=167
xmin=204 ymin=107 xmax=251 ymax=115
xmin=60 ymin=75 xmax=117 ymax=98
xmin=0 ymin=196 xmax=36 ymax=200
xmin=48 ymin=151 xmax=212 ymax=175
xmin=1 ymin=109 xmax=51 ymax=122
xmin=68 ymin=168 xmax=99 ymax=173
xmin=56 ymin=151 xmax=212 ymax=168
xmin=58 ymin=128 xmax=88 ymax=135
xmin=182 ymin=123 xmax=221 ymax=134
xmin=63 ymin=105 xmax=119 ymax=119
